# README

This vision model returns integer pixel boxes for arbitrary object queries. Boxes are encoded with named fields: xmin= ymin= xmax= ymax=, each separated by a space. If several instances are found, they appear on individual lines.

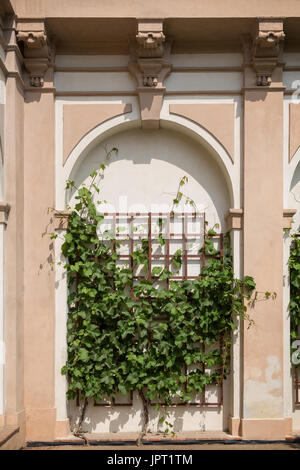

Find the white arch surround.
xmin=288 ymin=150 xmax=300 ymax=208
xmin=56 ymin=106 xmax=238 ymax=210
xmin=283 ymin=98 xmax=300 ymax=430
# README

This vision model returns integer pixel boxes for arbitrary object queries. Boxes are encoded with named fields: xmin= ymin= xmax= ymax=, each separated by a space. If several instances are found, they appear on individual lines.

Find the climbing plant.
xmin=51 ymin=150 xmax=265 ymax=444
xmin=289 ymin=233 xmax=300 ymax=365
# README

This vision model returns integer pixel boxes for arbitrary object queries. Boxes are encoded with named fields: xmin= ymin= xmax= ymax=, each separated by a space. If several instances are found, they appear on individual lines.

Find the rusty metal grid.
xmin=150 ymin=338 xmax=225 ymax=408
xmin=93 ymin=212 xmax=224 ymax=408
xmin=94 ymin=392 xmax=134 ymax=407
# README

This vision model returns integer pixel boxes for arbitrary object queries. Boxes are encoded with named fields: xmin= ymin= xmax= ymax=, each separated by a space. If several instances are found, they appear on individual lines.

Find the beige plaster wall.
xmin=242 ymin=90 xmax=285 ymax=438
xmin=0 ymin=7 xmax=298 ymax=441
xmin=4 ymin=75 xmax=25 ymax=436
xmin=11 ymin=0 xmax=300 ymax=19
xmin=23 ymin=90 xmax=56 ymax=441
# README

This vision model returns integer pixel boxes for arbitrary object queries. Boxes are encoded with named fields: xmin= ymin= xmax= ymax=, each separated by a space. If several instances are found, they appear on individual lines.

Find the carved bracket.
xmin=283 ymin=209 xmax=297 ymax=230
xmin=225 ymin=209 xmax=243 ymax=232
xmin=251 ymin=19 xmax=285 ymax=87
xmin=129 ymin=20 xmax=172 ymax=129
xmin=17 ymin=31 xmax=47 ymax=49
xmin=17 ymin=26 xmax=51 ymax=88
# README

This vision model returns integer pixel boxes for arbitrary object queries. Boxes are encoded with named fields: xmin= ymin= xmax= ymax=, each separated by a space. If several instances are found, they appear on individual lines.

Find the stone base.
xmin=228 ymin=416 xmax=241 ymax=436
xmin=56 ymin=419 xmax=71 ymax=439
xmin=26 ymin=408 xmax=56 ymax=441
xmin=240 ymin=419 xmax=287 ymax=440
xmin=0 ymin=410 xmax=26 ymax=449
xmin=229 ymin=417 xmax=293 ymax=439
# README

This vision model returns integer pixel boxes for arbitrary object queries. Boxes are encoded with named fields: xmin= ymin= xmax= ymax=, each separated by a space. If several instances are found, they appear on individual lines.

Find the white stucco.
xmin=55 ymin=53 xmax=243 ymax=69
xmin=283 ymin=53 xmax=300 ymax=67
xmin=68 ymin=388 xmax=230 ymax=433
xmin=55 ymin=72 xmax=136 ymax=93
xmin=55 ymin=55 xmax=130 ymax=67
xmin=165 ymin=72 xmax=242 ymax=92
xmin=70 ymin=127 xmax=231 ymax=230
xmin=171 ymin=53 xmax=243 ymax=68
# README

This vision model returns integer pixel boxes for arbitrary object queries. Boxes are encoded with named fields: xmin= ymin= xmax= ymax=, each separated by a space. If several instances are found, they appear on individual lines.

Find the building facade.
xmin=0 ymin=0 xmax=300 ymax=448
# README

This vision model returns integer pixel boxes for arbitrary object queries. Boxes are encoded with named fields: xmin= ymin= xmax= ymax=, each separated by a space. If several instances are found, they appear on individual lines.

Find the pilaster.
xmin=20 ymin=19 xmax=56 ymax=441
xmin=241 ymin=18 xmax=287 ymax=439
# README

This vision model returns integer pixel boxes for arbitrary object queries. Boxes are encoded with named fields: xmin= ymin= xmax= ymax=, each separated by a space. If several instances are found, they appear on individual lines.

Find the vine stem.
xmin=137 ymin=390 xmax=149 ymax=446
xmin=73 ymin=397 xmax=88 ymax=444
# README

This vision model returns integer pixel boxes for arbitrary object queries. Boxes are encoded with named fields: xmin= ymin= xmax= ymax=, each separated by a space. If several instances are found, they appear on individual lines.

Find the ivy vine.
xmin=289 ymin=234 xmax=300 ymax=366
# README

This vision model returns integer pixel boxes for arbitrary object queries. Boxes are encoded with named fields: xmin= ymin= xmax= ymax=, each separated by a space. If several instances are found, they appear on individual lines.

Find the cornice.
xmin=243 ymin=19 xmax=285 ymax=88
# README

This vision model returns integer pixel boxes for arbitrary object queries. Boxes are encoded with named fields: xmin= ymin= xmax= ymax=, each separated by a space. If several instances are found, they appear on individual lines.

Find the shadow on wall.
xmin=290 ymin=160 xmax=300 ymax=231
xmin=67 ymin=377 xmax=230 ymax=434
xmin=68 ymin=127 xmax=231 ymax=232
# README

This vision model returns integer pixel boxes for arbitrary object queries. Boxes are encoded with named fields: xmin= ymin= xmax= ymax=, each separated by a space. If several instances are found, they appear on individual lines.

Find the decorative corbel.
xmin=17 ymin=26 xmax=51 ymax=88
xmin=251 ymin=19 xmax=285 ymax=87
xmin=129 ymin=20 xmax=172 ymax=129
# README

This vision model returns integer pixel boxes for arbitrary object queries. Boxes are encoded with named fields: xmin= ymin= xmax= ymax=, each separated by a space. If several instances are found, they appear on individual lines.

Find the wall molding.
xmin=283 ymin=209 xmax=297 ymax=230
xmin=225 ymin=209 xmax=243 ymax=231
xmin=0 ymin=203 xmax=10 ymax=225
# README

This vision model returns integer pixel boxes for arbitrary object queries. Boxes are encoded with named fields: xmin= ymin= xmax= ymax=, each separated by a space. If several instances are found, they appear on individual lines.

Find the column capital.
xmin=54 ymin=210 xmax=71 ymax=231
xmin=0 ymin=202 xmax=10 ymax=225
xmin=243 ymin=19 xmax=285 ymax=89
xmin=225 ymin=209 xmax=243 ymax=232
xmin=283 ymin=209 xmax=297 ymax=230
xmin=16 ymin=20 xmax=53 ymax=88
